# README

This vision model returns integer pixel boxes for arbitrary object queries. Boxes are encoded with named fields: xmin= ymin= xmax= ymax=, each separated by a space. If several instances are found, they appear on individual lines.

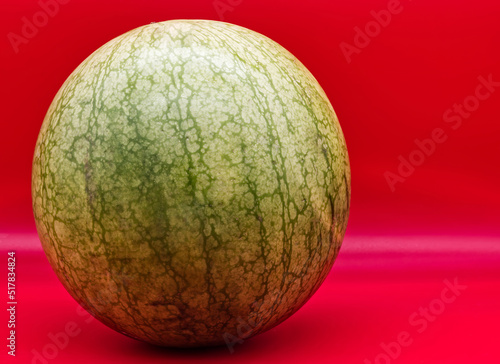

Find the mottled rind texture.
xmin=32 ymin=20 xmax=350 ymax=347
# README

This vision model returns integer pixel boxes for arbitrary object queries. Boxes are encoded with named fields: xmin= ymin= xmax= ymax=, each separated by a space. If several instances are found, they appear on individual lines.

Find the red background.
xmin=1 ymin=0 xmax=499 ymax=363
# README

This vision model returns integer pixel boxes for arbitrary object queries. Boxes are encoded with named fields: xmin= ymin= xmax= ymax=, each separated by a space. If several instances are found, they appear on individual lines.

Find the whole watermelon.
xmin=32 ymin=19 xmax=350 ymax=347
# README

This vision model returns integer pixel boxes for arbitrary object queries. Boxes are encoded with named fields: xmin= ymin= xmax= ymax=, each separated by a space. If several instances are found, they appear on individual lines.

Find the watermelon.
xmin=32 ymin=19 xmax=350 ymax=347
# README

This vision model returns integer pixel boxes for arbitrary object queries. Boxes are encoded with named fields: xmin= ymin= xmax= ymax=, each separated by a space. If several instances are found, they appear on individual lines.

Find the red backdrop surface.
xmin=1 ymin=0 xmax=499 ymax=363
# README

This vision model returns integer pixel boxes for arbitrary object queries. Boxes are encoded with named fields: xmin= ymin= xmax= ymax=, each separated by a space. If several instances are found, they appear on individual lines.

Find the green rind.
xmin=32 ymin=19 xmax=350 ymax=347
